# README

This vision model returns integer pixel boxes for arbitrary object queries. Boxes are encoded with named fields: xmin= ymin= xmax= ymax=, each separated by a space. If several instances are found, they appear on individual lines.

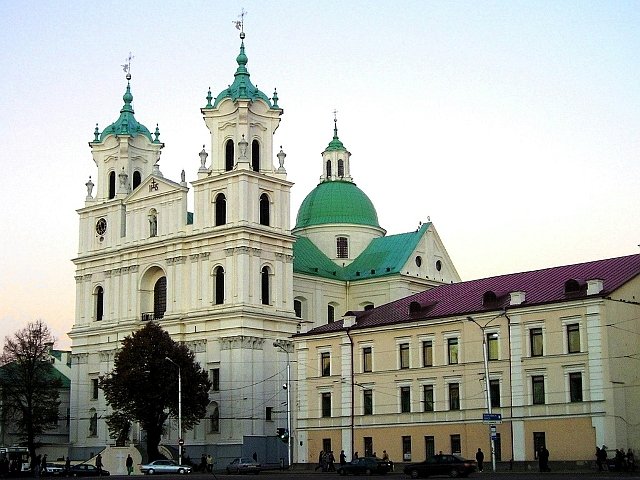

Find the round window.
xmin=415 ymin=256 xmax=422 ymax=267
xmin=96 ymin=218 xmax=107 ymax=235
xmin=435 ymin=260 xmax=442 ymax=271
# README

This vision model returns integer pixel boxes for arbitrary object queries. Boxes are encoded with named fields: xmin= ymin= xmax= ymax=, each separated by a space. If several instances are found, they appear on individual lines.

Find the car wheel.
xmin=409 ymin=469 xmax=420 ymax=479
xmin=365 ymin=468 xmax=372 ymax=475
xmin=147 ymin=468 xmax=154 ymax=475
xmin=449 ymin=468 xmax=460 ymax=478
xmin=177 ymin=468 xmax=185 ymax=474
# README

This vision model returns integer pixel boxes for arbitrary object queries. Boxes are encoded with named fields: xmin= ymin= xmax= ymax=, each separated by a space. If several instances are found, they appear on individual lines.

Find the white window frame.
xmin=419 ymin=380 xmax=437 ymax=412
xmin=444 ymin=377 xmax=463 ymax=411
xmin=360 ymin=342 xmax=374 ymax=373
xmin=525 ymin=321 xmax=546 ymax=357
xmin=418 ymin=335 xmax=435 ymax=367
xmin=318 ymin=347 xmax=332 ymax=378
xmin=443 ymin=332 xmax=461 ymax=365
xmin=563 ymin=364 xmax=586 ymax=403
xmin=395 ymin=337 xmax=412 ymax=370
xmin=561 ymin=317 xmax=583 ymax=354
xmin=526 ymin=369 xmax=548 ymax=405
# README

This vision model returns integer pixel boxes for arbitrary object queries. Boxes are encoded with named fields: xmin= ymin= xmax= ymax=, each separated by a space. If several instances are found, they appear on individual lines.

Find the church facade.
xmin=68 ymin=30 xmax=459 ymax=465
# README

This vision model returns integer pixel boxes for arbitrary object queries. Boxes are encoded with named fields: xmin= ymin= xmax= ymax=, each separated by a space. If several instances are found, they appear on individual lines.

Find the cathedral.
xmin=68 ymin=29 xmax=459 ymax=466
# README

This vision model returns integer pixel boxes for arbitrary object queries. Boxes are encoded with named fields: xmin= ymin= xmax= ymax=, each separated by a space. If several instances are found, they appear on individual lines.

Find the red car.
xmin=403 ymin=454 xmax=476 ymax=478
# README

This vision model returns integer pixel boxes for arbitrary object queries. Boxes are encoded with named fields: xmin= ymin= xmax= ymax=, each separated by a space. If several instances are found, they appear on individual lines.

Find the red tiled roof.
xmin=299 ymin=253 xmax=640 ymax=336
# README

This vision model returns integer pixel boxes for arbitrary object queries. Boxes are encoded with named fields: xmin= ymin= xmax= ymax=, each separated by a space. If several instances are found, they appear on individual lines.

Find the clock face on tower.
xmin=96 ymin=218 xmax=107 ymax=235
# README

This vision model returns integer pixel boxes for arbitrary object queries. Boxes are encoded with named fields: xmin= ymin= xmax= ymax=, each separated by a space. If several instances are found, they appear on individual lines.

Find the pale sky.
xmin=1 ymin=1 xmax=638 ymax=349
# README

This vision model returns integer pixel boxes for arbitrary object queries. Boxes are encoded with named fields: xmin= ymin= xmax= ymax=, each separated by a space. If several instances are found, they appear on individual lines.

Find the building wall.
xmin=294 ymin=278 xmax=640 ymax=464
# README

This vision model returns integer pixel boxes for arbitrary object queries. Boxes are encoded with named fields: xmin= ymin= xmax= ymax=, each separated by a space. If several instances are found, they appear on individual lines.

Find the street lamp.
xmin=274 ymin=341 xmax=292 ymax=468
xmin=467 ymin=311 xmax=505 ymax=473
xmin=165 ymin=357 xmax=182 ymax=465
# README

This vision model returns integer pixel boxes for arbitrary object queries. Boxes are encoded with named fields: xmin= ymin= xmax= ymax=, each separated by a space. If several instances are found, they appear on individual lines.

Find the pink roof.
xmin=301 ymin=253 xmax=640 ymax=336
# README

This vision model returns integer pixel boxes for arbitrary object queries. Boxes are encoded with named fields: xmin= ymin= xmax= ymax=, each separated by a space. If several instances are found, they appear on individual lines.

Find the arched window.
xmin=214 ymin=266 xmax=224 ymax=305
xmin=336 ymin=237 xmax=348 ymax=258
xmin=209 ymin=402 xmax=220 ymax=433
xmin=154 ymin=277 xmax=167 ymax=319
xmin=251 ymin=139 xmax=260 ymax=172
xmin=108 ymin=171 xmax=116 ymax=199
xmin=225 ymin=139 xmax=234 ymax=171
xmin=565 ymin=279 xmax=581 ymax=294
xmin=149 ymin=209 xmax=158 ymax=237
xmin=409 ymin=301 xmax=421 ymax=314
xmin=261 ymin=266 xmax=270 ymax=305
xmin=483 ymin=291 xmax=498 ymax=307
xmin=364 ymin=304 xmax=374 ymax=311
xmin=326 ymin=160 xmax=332 ymax=178
xmin=215 ymin=193 xmax=227 ymax=226
xmin=259 ymin=193 xmax=270 ymax=226
xmin=294 ymin=299 xmax=302 ymax=318
xmin=327 ymin=304 xmax=335 ymax=323
xmin=132 ymin=171 xmax=142 ymax=190
xmin=95 ymin=286 xmax=104 ymax=321
xmin=338 ymin=159 xmax=344 ymax=177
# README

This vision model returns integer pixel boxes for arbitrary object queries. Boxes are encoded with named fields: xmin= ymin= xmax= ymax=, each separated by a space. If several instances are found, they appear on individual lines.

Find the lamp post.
xmin=165 ymin=357 xmax=182 ymax=465
xmin=274 ymin=341 xmax=292 ymax=468
xmin=467 ymin=312 xmax=505 ymax=473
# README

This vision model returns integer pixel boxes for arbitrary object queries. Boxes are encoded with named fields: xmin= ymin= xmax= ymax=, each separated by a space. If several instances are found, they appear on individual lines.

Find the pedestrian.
xmin=327 ymin=451 xmax=335 ymax=472
xmin=200 ymin=454 xmax=207 ymax=473
xmin=538 ymin=446 xmax=550 ymax=472
xmin=321 ymin=451 xmax=328 ymax=472
xmin=65 ymin=456 xmax=71 ymax=476
xmin=41 ymin=454 xmax=48 ymax=475
xmin=476 ymin=448 xmax=484 ymax=472
xmin=96 ymin=453 xmax=103 ymax=476
xmin=315 ymin=450 xmax=324 ymax=471
xmin=353 ymin=451 xmax=359 ymax=460
xmin=340 ymin=450 xmax=346 ymax=466
xmin=126 ymin=454 xmax=133 ymax=475
xmin=382 ymin=450 xmax=389 ymax=461
xmin=627 ymin=449 xmax=635 ymax=472
xmin=207 ymin=454 xmax=213 ymax=473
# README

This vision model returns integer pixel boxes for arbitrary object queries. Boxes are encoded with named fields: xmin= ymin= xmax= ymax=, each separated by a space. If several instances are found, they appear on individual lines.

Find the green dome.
xmin=295 ymin=181 xmax=380 ymax=229
xmin=98 ymin=82 xmax=155 ymax=143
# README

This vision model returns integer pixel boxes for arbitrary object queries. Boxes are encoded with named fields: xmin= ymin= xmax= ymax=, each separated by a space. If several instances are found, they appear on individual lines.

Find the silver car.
xmin=226 ymin=457 xmax=260 ymax=474
xmin=140 ymin=459 xmax=191 ymax=475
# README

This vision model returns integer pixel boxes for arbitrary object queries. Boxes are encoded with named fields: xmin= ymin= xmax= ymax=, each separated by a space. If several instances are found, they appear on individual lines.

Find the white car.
xmin=226 ymin=457 xmax=260 ymax=474
xmin=140 ymin=459 xmax=191 ymax=475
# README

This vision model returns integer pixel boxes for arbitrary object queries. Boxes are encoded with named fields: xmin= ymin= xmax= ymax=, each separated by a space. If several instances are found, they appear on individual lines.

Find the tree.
xmin=0 ymin=320 xmax=62 ymax=460
xmin=100 ymin=322 xmax=211 ymax=460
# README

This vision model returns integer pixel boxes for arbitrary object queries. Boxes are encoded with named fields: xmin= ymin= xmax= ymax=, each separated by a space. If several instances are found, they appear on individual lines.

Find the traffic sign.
xmin=178 ymin=439 xmax=184 ymax=446
xmin=482 ymin=413 xmax=502 ymax=424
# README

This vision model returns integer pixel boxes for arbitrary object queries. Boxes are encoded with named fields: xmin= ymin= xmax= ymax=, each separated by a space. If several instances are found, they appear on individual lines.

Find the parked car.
xmin=337 ymin=457 xmax=393 ymax=476
xmin=68 ymin=463 xmax=111 ymax=476
xmin=403 ymin=454 xmax=476 ymax=478
xmin=43 ymin=463 xmax=65 ymax=476
xmin=225 ymin=457 xmax=261 ymax=474
xmin=140 ymin=459 xmax=192 ymax=475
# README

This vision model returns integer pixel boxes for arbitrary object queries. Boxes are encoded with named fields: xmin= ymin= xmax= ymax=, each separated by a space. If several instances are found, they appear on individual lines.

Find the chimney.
xmin=509 ymin=291 xmax=526 ymax=305
xmin=587 ymin=279 xmax=604 ymax=295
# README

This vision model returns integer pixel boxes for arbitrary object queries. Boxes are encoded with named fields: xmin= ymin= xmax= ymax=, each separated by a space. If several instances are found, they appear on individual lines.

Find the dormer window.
xmin=564 ymin=279 xmax=581 ymax=294
xmin=336 ymin=237 xmax=348 ymax=258
xmin=409 ymin=301 xmax=421 ymax=314
xmin=483 ymin=291 xmax=498 ymax=307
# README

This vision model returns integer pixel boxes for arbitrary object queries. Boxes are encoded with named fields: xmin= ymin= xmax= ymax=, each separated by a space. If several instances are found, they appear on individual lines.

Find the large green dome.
xmin=295 ymin=181 xmax=380 ymax=229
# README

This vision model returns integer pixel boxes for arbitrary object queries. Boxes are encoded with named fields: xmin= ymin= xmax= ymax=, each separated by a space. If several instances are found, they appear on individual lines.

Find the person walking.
xmin=207 ymin=454 xmax=213 ymax=473
xmin=95 ymin=453 xmax=103 ymax=476
xmin=41 ymin=454 xmax=48 ymax=475
xmin=538 ymin=446 xmax=550 ymax=472
xmin=126 ymin=454 xmax=133 ymax=475
xmin=339 ymin=450 xmax=346 ymax=466
xmin=65 ymin=456 xmax=71 ymax=476
xmin=315 ymin=451 xmax=324 ymax=471
xmin=627 ymin=449 xmax=635 ymax=472
xmin=476 ymin=448 xmax=485 ymax=472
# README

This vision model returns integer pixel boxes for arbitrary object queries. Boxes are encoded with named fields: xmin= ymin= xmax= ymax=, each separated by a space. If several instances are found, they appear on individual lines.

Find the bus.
xmin=0 ymin=446 xmax=30 ymax=474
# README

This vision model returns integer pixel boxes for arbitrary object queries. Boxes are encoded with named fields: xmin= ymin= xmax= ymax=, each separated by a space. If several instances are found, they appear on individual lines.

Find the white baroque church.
xmin=69 ymin=30 xmax=460 ymax=465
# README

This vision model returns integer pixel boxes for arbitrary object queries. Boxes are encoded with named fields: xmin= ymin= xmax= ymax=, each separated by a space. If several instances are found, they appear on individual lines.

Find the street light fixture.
xmin=467 ymin=311 xmax=506 ymax=473
xmin=274 ymin=341 xmax=292 ymax=468
xmin=165 ymin=357 xmax=182 ymax=465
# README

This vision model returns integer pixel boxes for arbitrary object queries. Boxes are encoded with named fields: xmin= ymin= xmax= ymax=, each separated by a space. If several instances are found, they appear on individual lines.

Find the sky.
xmin=0 ymin=1 xmax=638 ymax=349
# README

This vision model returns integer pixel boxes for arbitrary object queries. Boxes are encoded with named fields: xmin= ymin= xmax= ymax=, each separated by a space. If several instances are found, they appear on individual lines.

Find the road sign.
xmin=482 ymin=413 xmax=502 ymax=424
xmin=178 ymin=439 xmax=184 ymax=446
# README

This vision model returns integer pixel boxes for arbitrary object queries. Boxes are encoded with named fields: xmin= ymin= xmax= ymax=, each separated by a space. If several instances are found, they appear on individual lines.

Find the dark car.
xmin=404 ymin=454 xmax=476 ymax=478
xmin=337 ymin=457 xmax=392 ymax=476
xmin=225 ymin=457 xmax=261 ymax=474
xmin=68 ymin=463 xmax=111 ymax=477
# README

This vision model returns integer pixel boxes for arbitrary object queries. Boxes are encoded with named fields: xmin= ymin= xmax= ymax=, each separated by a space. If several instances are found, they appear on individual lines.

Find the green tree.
xmin=100 ymin=322 xmax=211 ymax=460
xmin=0 ymin=320 xmax=62 ymax=460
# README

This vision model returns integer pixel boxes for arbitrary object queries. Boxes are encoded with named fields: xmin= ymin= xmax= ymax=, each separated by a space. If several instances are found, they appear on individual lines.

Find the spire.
xmin=209 ymin=17 xmax=278 ymax=109
xmin=325 ymin=111 xmax=346 ymax=152
xmin=96 ymin=66 xmax=154 ymax=143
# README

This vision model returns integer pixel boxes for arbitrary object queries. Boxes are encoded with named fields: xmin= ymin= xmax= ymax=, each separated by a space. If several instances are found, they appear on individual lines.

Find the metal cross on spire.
xmin=233 ymin=8 xmax=247 ymax=34
xmin=121 ymin=52 xmax=134 ymax=80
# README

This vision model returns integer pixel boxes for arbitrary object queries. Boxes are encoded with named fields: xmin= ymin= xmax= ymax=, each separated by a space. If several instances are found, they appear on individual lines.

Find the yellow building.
xmin=293 ymin=254 xmax=640 ymax=467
